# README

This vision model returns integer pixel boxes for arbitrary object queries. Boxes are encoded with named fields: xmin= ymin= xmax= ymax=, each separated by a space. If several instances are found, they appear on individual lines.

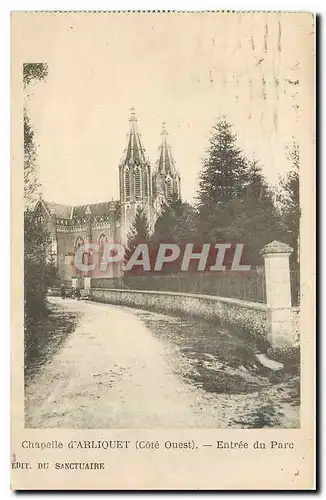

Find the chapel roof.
xmin=39 ymin=199 xmax=117 ymax=219
xmin=72 ymin=202 xmax=115 ymax=218
xmin=42 ymin=201 xmax=73 ymax=219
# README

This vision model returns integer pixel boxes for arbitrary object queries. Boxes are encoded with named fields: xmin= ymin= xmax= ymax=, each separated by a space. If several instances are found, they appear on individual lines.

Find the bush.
xmin=24 ymin=209 xmax=58 ymax=322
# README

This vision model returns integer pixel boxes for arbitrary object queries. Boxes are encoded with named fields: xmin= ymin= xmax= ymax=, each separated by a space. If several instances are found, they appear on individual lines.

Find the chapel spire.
xmin=119 ymin=109 xmax=153 ymax=244
xmin=156 ymin=122 xmax=178 ymax=177
xmin=122 ymin=107 xmax=147 ymax=165
xmin=153 ymin=122 xmax=181 ymax=207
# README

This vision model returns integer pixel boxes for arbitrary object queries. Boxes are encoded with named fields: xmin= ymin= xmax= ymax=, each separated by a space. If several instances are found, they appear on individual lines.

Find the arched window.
xmin=74 ymin=236 xmax=85 ymax=270
xmin=125 ymin=168 xmax=130 ymax=200
xmin=134 ymin=167 xmax=141 ymax=199
xmin=98 ymin=233 xmax=108 ymax=271
xmin=75 ymin=236 xmax=84 ymax=251
xmin=166 ymin=177 xmax=173 ymax=202
xmin=144 ymin=169 xmax=149 ymax=199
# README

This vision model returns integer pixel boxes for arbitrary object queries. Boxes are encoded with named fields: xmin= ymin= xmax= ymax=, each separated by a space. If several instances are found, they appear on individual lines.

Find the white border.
xmin=2 ymin=2 xmax=320 ymax=498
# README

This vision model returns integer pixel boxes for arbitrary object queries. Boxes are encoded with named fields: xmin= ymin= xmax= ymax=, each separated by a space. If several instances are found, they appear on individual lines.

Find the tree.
xmin=24 ymin=63 xmax=48 ymax=205
xmin=23 ymin=63 xmax=53 ymax=322
xmin=24 ymin=111 xmax=39 ymax=203
xmin=124 ymin=207 xmax=151 ymax=275
xmin=23 ymin=63 xmax=48 ymax=88
xmin=223 ymin=160 xmax=285 ymax=265
xmin=24 ymin=210 xmax=52 ymax=319
xmin=152 ymin=196 xmax=198 ymax=246
xmin=278 ymin=140 xmax=300 ymax=263
xmin=196 ymin=118 xmax=250 ymax=241
xmin=149 ymin=197 xmax=198 ymax=273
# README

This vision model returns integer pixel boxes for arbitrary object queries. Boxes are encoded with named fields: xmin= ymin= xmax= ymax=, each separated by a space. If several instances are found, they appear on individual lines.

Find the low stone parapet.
xmin=89 ymin=288 xmax=268 ymax=339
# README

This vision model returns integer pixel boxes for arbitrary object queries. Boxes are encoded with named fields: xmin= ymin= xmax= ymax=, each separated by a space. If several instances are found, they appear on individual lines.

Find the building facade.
xmin=34 ymin=109 xmax=181 ymax=283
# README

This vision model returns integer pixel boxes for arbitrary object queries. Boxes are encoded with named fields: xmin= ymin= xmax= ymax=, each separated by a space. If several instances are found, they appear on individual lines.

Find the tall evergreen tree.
xmin=197 ymin=119 xmax=250 ymax=240
xmin=126 ymin=207 xmax=151 ymax=249
xmin=124 ymin=207 xmax=151 ymax=274
xmin=197 ymin=119 xmax=250 ymax=206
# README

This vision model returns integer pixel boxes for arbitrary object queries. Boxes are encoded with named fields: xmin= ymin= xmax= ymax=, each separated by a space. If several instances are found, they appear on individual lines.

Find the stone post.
xmin=72 ymin=277 xmax=78 ymax=288
xmin=260 ymin=241 xmax=294 ymax=347
xmin=84 ymin=276 xmax=91 ymax=290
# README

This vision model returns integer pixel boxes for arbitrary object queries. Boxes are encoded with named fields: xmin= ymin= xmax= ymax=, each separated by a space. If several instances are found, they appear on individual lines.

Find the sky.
xmin=23 ymin=12 xmax=312 ymax=205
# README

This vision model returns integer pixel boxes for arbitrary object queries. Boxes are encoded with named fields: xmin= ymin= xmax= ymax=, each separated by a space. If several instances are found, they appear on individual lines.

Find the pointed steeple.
xmin=119 ymin=109 xmax=153 ymax=245
xmin=121 ymin=108 xmax=147 ymax=165
xmin=152 ymin=122 xmax=181 ymax=209
xmin=156 ymin=122 xmax=177 ymax=176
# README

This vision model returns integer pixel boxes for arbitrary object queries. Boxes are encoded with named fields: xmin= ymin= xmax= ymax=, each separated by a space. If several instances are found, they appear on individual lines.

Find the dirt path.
xmin=25 ymin=298 xmax=205 ymax=428
xmin=25 ymin=297 xmax=299 ymax=429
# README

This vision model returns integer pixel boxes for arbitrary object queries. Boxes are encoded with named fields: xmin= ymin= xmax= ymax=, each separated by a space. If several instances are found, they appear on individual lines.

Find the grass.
xmin=24 ymin=299 xmax=79 ymax=384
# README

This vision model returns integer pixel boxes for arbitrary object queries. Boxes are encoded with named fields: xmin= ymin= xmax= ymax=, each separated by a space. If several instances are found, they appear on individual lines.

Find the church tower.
xmin=153 ymin=122 xmax=181 ymax=217
xmin=119 ymin=108 xmax=153 ymax=245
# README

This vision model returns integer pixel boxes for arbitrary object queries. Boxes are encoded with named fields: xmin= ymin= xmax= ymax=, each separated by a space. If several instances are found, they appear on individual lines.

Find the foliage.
xmin=24 ymin=63 xmax=48 ymax=205
xmin=197 ymin=118 xmax=250 ymax=239
xmin=126 ymin=206 xmax=151 ymax=249
xmin=24 ymin=210 xmax=58 ymax=320
xmin=23 ymin=62 xmax=54 ymax=324
xmin=195 ymin=119 xmax=286 ymax=263
xmin=124 ymin=207 xmax=151 ymax=274
xmin=152 ymin=196 xmax=198 ymax=246
xmin=223 ymin=160 xmax=285 ymax=265
xmin=23 ymin=62 xmax=48 ymax=88
xmin=114 ymin=200 xmax=121 ymax=222
xmin=24 ymin=111 xmax=39 ymax=202
xmin=278 ymin=141 xmax=300 ymax=263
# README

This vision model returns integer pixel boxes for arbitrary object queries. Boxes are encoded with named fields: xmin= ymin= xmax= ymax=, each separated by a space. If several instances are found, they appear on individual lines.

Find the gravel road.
xmin=25 ymin=297 xmax=299 ymax=428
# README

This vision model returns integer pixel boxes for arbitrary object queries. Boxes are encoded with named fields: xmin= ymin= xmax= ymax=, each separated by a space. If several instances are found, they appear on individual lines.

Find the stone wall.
xmin=89 ymin=288 xmax=268 ymax=338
